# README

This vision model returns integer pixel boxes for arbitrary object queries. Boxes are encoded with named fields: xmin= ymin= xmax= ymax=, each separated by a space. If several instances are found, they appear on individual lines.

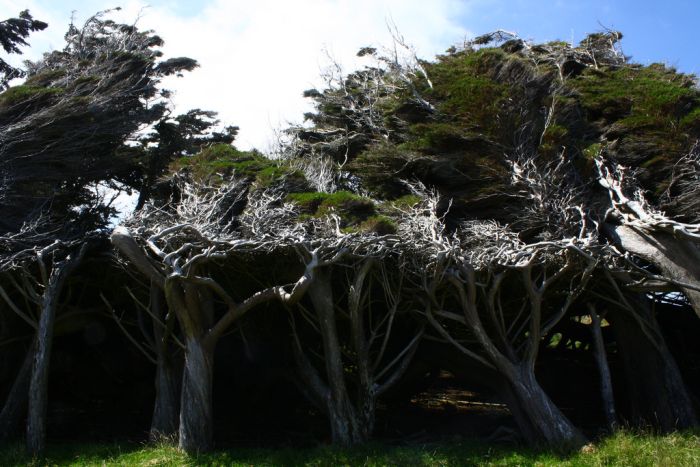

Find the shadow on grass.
xmin=0 ymin=439 xmax=563 ymax=467
xmin=1 ymin=430 xmax=699 ymax=466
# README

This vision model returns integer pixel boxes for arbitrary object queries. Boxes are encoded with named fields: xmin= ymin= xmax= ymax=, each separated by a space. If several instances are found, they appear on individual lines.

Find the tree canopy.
xmin=1 ymin=12 xmax=700 ymax=458
xmin=0 ymin=10 xmax=47 ymax=90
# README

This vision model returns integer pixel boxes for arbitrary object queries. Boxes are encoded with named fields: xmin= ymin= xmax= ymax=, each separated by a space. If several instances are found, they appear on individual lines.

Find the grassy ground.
xmin=1 ymin=431 xmax=699 ymax=466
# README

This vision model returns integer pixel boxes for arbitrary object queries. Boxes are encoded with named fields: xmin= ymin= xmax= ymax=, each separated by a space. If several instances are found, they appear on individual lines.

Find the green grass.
xmin=2 ymin=431 xmax=699 ymax=466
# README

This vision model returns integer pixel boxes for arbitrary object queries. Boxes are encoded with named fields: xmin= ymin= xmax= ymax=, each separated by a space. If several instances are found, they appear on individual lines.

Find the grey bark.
xmin=428 ymin=264 xmax=588 ymax=449
xmin=149 ymin=288 xmax=180 ymax=441
xmin=112 ymin=226 xmax=319 ymax=453
xmin=503 ymin=363 xmax=586 ymax=449
xmin=294 ymin=263 xmax=421 ymax=446
xmin=178 ymin=337 xmax=214 ymax=453
xmin=26 ymin=246 xmax=86 ymax=455
xmin=308 ymin=269 xmax=364 ymax=446
xmin=606 ymin=224 xmax=700 ymax=317
xmin=588 ymin=305 xmax=616 ymax=430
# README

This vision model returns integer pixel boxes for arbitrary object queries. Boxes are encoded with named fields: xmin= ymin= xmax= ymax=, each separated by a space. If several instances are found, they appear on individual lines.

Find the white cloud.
xmin=3 ymin=0 xmax=471 ymax=150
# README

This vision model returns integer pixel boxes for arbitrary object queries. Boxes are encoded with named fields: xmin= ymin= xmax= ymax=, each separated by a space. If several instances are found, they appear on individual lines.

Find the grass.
xmin=1 ymin=431 xmax=699 ymax=466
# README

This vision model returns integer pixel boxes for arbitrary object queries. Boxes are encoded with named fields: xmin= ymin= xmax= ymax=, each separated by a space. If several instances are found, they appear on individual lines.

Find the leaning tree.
xmin=279 ymin=27 xmax=700 ymax=446
xmin=0 ymin=9 xmax=198 ymax=454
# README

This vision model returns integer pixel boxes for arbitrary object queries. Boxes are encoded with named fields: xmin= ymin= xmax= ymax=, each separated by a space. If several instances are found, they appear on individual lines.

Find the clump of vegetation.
xmin=346 ymin=215 xmax=397 ymax=235
xmin=252 ymin=165 xmax=308 ymax=192
xmin=22 ymin=69 xmax=65 ymax=86
xmin=419 ymin=47 xmax=516 ymax=138
xmin=571 ymin=63 xmax=699 ymax=184
xmin=573 ymin=64 xmax=697 ymax=124
xmin=0 ymin=84 xmax=63 ymax=107
xmin=286 ymin=190 xmax=376 ymax=227
xmin=539 ymin=124 xmax=569 ymax=156
xmin=171 ymin=143 xmax=273 ymax=182
xmin=400 ymin=122 xmax=468 ymax=152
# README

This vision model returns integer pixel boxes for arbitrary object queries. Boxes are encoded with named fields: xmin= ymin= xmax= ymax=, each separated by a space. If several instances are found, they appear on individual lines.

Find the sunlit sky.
xmin=2 ymin=0 xmax=699 ymax=150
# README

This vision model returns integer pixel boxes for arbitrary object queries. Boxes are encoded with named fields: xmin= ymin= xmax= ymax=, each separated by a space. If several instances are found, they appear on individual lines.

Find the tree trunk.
xmin=355 ymin=386 xmax=375 ymax=443
xmin=308 ymin=269 xmax=368 ymax=446
xmin=178 ymin=337 xmax=214 ymax=453
xmin=325 ymin=392 xmax=364 ymax=446
xmin=589 ymin=306 xmax=616 ymax=430
xmin=611 ymin=299 xmax=697 ymax=430
xmin=0 ymin=343 xmax=34 ymax=442
xmin=606 ymin=224 xmax=700 ymax=317
xmin=150 ymin=351 xmax=180 ymax=442
xmin=149 ymin=288 xmax=180 ymax=442
xmin=26 ymin=256 xmax=77 ymax=455
xmin=504 ymin=364 xmax=586 ymax=449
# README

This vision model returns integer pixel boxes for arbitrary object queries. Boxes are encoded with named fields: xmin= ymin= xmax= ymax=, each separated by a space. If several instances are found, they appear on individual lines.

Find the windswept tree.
xmin=0 ymin=8 xmax=197 ymax=235
xmin=289 ymin=239 xmax=423 ymax=446
xmin=134 ymin=109 xmax=239 ymax=210
xmin=0 ymin=10 xmax=47 ymax=90
xmin=0 ymin=9 xmax=198 ymax=454
xmin=280 ymin=29 xmax=700 ymax=447
xmin=112 ymin=176 xmax=324 ymax=452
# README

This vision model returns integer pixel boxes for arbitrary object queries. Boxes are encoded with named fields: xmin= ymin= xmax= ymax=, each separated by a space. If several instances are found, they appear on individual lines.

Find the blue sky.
xmin=2 ymin=1 xmax=698 ymax=149
xmin=454 ymin=0 xmax=698 ymax=74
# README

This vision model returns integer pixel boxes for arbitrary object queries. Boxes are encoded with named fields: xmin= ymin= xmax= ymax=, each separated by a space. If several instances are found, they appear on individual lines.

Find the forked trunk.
xmin=505 ymin=364 xmax=586 ymax=449
xmin=178 ymin=338 xmax=214 ymax=453
xmin=308 ymin=269 xmax=371 ymax=446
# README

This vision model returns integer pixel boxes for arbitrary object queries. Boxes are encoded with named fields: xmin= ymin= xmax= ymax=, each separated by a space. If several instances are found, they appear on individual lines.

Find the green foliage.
xmin=539 ymin=124 xmax=569 ymax=156
xmin=73 ymin=74 xmax=101 ymax=86
xmin=287 ymin=190 xmax=376 ymax=226
xmin=573 ymin=64 xmax=698 ymax=125
xmin=0 ymin=10 xmax=48 ymax=89
xmin=22 ymin=69 xmax=65 ymax=86
xmin=171 ymin=143 xmax=273 ymax=182
xmin=582 ymin=142 xmax=602 ymax=160
xmin=568 ymin=63 xmax=699 ymax=197
xmin=348 ymin=142 xmax=420 ymax=198
xmin=387 ymin=194 xmax=422 ymax=209
xmin=252 ymin=165 xmax=307 ymax=191
xmin=0 ymin=84 xmax=63 ymax=107
xmin=400 ymin=122 xmax=467 ymax=152
xmin=423 ymin=48 xmax=510 ymax=133
xmin=680 ymin=107 xmax=700 ymax=131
